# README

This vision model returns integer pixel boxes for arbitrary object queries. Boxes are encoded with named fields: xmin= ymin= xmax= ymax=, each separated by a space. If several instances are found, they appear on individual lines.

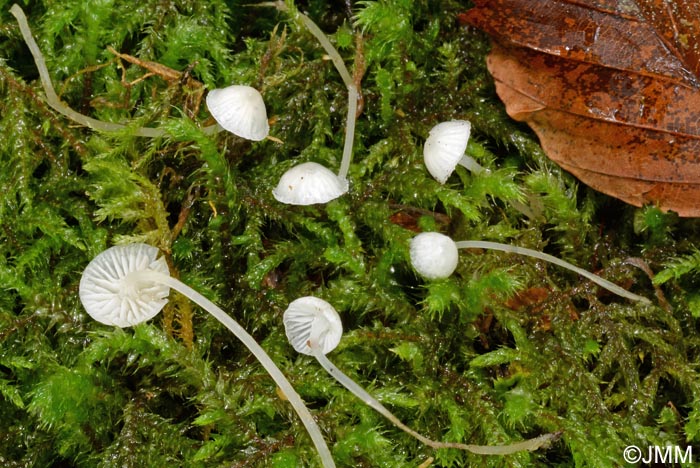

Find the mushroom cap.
xmin=272 ymin=161 xmax=349 ymax=205
xmin=79 ymin=243 xmax=170 ymax=327
xmin=423 ymin=120 xmax=471 ymax=184
xmin=409 ymin=232 xmax=459 ymax=280
xmin=206 ymin=85 xmax=269 ymax=141
xmin=283 ymin=296 xmax=343 ymax=356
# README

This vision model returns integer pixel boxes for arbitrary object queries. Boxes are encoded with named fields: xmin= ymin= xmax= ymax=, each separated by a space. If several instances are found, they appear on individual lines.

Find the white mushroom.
xmin=79 ymin=243 xmax=171 ymax=327
xmin=79 ymin=244 xmax=335 ymax=468
xmin=271 ymin=4 xmax=358 ymax=205
xmin=283 ymin=296 xmax=342 ymax=355
xmin=423 ymin=120 xmax=488 ymax=183
xmin=206 ymin=85 xmax=269 ymax=141
xmin=409 ymin=232 xmax=651 ymax=304
xmin=272 ymin=162 xmax=349 ymax=205
xmin=283 ymin=296 xmax=558 ymax=455
xmin=409 ymin=232 xmax=459 ymax=280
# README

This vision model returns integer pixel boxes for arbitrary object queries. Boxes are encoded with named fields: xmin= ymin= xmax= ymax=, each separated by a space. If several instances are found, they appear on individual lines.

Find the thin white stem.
xmin=275 ymin=1 xmax=353 ymax=88
xmin=311 ymin=346 xmax=557 ymax=454
xmin=271 ymin=1 xmax=356 ymax=181
xmin=458 ymin=155 xmax=489 ymax=175
xmin=338 ymin=84 xmax=357 ymax=180
xmin=454 ymin=240 xmax=651 ymax=304
xmin=10 ymin=4 xmax=219 ymax=138
xmin=132 ymin=270 xmax=335 ymax=468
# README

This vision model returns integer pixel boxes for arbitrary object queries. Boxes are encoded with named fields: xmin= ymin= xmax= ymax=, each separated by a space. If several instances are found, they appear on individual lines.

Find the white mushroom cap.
xmin=283 ymin=296 xmax=343 ymax=356
xmin=409 ymin=232 xmax=459 ymax=280
xmin=206 ymin=85 xmax=269 ymax=141
xmin=423 ymin=120 xmax=471 ymax=183
xmin=272 ymin=161 xmax=349 ymax=205
xmin=79 ymin=244 xmax=170 ymax=327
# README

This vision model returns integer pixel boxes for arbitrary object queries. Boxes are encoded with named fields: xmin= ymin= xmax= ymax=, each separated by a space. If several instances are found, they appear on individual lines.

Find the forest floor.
xmin=1 ymin=1 xmax=700 ymax=466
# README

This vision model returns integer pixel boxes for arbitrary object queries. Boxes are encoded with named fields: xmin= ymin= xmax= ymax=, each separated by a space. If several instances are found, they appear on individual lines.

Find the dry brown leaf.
xmin=463 ymin=0 xmax=700 ymax=216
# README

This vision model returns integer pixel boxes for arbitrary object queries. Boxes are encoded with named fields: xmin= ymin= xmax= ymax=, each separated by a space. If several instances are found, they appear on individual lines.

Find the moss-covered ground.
xmin=2 ymin=0 xmax=700 ymax=466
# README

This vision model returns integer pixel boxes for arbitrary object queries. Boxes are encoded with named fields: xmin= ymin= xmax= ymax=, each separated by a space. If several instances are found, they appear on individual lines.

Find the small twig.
xmin=353 ymin=32 xmax=366 ymax=117
xmin=624 ymin=257 xmax=671 ymax=311
xmin=107 ymin=46 xmax=183 ymax=82
xmin=57 ymin=60 xmax=114 ymax=102
xmin=171 ymin=186 xmax=199 ymax=242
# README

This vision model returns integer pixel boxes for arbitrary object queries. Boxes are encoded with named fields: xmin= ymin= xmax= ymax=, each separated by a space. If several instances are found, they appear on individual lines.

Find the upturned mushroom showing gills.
xmin=283 ymin=296 xmax=559 ymax=455
xmin=79 ymin=244 xmax=335 ymax=468
xmin=205 ymin=85 xmax=270 ymax=141
xmin=271 ymin=2 xmax=357 ymax=205
xmin=424 ymin=120 xmax=489 ymax=183
xmin=409 ymin=232 xmax=651 ymax=304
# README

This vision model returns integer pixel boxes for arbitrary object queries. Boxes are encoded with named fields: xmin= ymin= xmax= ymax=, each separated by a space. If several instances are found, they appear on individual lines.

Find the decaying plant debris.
xmin=2 ymin=1 xmax=700 ymax=466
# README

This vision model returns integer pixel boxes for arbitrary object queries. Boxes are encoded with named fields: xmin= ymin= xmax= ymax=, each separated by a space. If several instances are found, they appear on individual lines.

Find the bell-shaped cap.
xmin=79 ymin=244 xmax=170 ymax=327
xmin=423 ymin=120 xmax=471 ymax=183
xmin=283 ymin=296 xmax=343 ymax=356
xmin=409 ymin=232 xmax=459 ymax=280
xmin=206 ymin=85 xmax=269 ymax=141
xmin=272 ymin=161 xmax=349 ymax=205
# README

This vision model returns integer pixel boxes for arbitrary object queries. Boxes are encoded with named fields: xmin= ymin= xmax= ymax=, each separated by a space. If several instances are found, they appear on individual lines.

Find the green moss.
xmin=2 ymin=0 xmax=700 ymax=466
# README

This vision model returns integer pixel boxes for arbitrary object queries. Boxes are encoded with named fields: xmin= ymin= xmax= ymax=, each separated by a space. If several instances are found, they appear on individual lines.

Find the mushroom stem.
xmin=9 ymin=4 xmax=219 ymax=138
xmin=129 ymin=270 xmax=335 ymax=468
xmin=275 ymin=1 xmax=353 ymax=89
xmin=285 ymin=295 xmax=559 ymax=455
xmin=454 ymin=240 xmax=651 ymax=304
xmin=272 ymin=1 xmax=356 ymax=182
xmin=310 ymin=346 xmax=557 ymax=454
xmin=458 ymin=154 xmax=488 ymax=175
xmin=338 ymin=84 xmax=357 ymax=181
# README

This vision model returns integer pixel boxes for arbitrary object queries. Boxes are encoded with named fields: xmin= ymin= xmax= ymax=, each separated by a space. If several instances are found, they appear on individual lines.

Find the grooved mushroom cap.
xmin=423 ymin=120 xmax=471 ymax=183
xmin=79 ymin=244 xmax=170 ymax=327
xmin=283 ymin=296 xmax=343 ymax=356
xmin=206 ymin=85 xmax=269 ymax=141
xmin=273 ymin=161 xmax=349 ymax=205
xmin=409 ymin=232 xmax=459 ymax=280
